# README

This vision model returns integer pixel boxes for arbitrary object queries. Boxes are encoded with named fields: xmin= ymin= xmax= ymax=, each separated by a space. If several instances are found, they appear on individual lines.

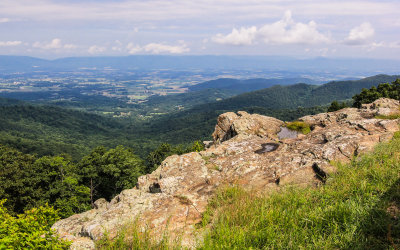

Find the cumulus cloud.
xmin=212 ymin=11 xmax=329 ymax=46
xmin=126 ymin=43 xmax=142 ymax=54
xmin=259 ymin=11 xmax=330 ymax=44
xmin=344 ymin=22 xmax=375 ymax=45
xmin=88 ymin=45 xmax=106 ymax=54
xmin=212 ymin=27 xmax=257 ymax=45
xmin=143 ymin=42 xmax=190 ymax=54
xmin=0 ymin=18 xmax=10 ymax=23
xmin=0 ymin=41 xmax=22 ymax=46
xmin=33 ymin=38 xmax=77 ymax=49
xmin=126 ymin=41 xmax=190 ymax=54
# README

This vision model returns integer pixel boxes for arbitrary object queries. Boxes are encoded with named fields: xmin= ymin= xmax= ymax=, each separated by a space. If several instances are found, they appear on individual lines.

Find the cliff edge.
xmin=52 ymin=98 xmax=400 ymax=249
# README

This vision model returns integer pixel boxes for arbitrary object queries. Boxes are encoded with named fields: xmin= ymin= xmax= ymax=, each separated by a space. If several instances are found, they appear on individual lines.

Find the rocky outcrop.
xmin=52 ymin=99 xmax=400 ymax=249
xmin=212 ymin=111 xmax=284 ymax=143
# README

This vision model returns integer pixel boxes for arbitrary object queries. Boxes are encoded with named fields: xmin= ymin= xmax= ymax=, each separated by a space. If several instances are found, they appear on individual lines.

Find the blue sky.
xmin=0 ymin=0 xmax=399 ymax=59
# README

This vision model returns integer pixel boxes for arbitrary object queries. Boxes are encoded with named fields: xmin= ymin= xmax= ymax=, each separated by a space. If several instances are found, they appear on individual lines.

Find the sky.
xmin=0 ymin=0 xmax=399 ymax=59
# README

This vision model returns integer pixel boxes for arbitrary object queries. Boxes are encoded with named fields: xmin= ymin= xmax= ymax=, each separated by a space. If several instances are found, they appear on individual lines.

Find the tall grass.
xmin=286 ymin=121 xmax=311 ymax=134
xmin=96 ymin=218 xmax=181 ymax=250
xmin=200 ymin=136 xmax=400 ymax=249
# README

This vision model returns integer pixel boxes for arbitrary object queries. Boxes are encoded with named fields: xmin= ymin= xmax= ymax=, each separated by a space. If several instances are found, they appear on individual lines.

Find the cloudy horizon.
xmin=0 ymin=0 xmax=399 ymax=59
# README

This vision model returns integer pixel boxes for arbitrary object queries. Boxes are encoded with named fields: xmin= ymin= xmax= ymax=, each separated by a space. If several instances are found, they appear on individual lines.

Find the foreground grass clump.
xmin=96 ymin=219 xmax=181 ymax=250
xmin=286 ymin=121 xmax=311 ymax=134
xmin=200 ymin=136 xmax=400 ymax=249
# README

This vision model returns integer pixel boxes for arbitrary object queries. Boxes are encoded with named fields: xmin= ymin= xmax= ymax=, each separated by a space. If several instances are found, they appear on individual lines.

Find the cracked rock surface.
xmin=52 ymin=98 xmax=400 ymax=249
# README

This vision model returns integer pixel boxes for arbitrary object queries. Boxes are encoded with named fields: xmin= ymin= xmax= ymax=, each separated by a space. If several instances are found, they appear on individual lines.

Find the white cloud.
xmin=126 ymin=41 xmax=190 ymax=54
xmin=212 ymin=11 xmax=329 ymax=46
xmin=143 ymin=42 xmax=190 ymax=54
xmin=0 ymin=41 xmax=22 ymax=46
xmin=0 ymin=17 xmax=10 ymax=23
xmin=126 ymin=43 xmax=142 ymax=54
xmin=258 ymin=11 xmax=330 ymax=44
xmin=344 ymin=22 xmax=375 ymax=45
xmin=63 ymin=44 xmax=77 ymax=49
xmin=33 ymin=38 xmax=77 ymax=49
xmin=112 ymin=40 xmax=123 ymax=51
xmin=212 ymin=26 xmax=257 ymax=45
xmin=88 ymin=45 xmax=106 ymax=54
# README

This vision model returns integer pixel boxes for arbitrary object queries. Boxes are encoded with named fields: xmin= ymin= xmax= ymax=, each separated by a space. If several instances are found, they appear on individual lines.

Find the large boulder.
xmin=212 ymin=111 xmax=284 ymax=143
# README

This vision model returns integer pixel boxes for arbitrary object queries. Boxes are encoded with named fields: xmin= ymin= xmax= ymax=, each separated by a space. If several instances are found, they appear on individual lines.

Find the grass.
xmin=200 ymin=136 xmax=400 ymax=249
xmin=96 ymin=218 xmax=182 ymax=250
xmin=286 ymin=121 xmax=311 ymax=135
xmin=96 ymin=135 xmax=400 ymax=249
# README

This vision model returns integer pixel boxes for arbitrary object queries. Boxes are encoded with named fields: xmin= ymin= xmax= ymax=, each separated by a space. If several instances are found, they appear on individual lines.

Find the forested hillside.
xmin=203 ymin=74 xmax=399 ymax=111
xmin=0 ymin=74 xmax=398 ymax=159
xmin=188 ymin=77 xmax=317 ymax=93
xmin=0 ymin=104 xmax=124 ymax=160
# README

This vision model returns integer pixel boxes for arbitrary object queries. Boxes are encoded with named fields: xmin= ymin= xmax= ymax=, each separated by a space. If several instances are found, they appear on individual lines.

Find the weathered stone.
xmin=93 ymin=198 xmax=108 ymax=210
xmin=212 ymin=111 xmax=284 ymax=143
xmin=52 ymin=98 xmax=400 ymax=249
xmin=361 ymin=98 xmax=400 ymax=116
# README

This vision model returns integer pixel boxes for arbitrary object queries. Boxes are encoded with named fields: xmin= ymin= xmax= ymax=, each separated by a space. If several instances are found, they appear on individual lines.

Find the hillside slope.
xmin=188 ymin=77 xmax=317 ymax=93
xmin=0 ymin=103 xmax=124 ymax=159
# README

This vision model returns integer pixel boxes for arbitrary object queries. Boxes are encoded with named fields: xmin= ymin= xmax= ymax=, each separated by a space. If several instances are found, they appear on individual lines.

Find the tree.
xmin=327 ymin=101 xmax=348 ymax=112
xmin=78 ymin=146 xmax=145 ymax=202
xmin=32 ymin=156 xmax=91 ymax=218
xmin=145 ymin=143 xmax=175 ymax=173
xmin=0 ymin=145 xmax=37 ymax=214
xmin=0 ymin=144 xmax=90 ymax=218
xmin=352 ymin=79 xmax=400 ymax=107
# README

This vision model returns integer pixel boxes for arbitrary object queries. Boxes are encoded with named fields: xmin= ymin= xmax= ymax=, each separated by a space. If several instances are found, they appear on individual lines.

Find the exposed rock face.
xmin=212 ymin=111 xmax=284 ymax=143
xmin=52 ymin=98 xmax=400 ymax=249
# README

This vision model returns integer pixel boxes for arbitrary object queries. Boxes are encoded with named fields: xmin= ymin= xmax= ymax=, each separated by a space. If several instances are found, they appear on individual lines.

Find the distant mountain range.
xmin=188 ymin=77 xmax=319 ymax=93
xmin=0 ymin=55 xmax=399 ymax=74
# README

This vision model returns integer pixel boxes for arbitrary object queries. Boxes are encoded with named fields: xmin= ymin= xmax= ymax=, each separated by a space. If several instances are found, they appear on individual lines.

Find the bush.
xmin=0 ymin=199 xmax=70 ymax=249
xmin=286 ymin=121 xmax=311 ymax=134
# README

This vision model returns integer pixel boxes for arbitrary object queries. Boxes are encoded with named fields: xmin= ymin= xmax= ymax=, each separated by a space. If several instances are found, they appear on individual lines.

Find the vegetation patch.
xmin=375 ymin=114 xmax=400 ymax=120
xmin=353 ymin=78 xmax=400 ymax=108
xmin=96 ymin=219 xmax=179 ymax=250
xmin=0 ymin=200 xmax=71 ymax=249
xmin=286 ymin=121 xmax=311 ymax=134
xmin=199 ymin=136 xmax=400 ymax=249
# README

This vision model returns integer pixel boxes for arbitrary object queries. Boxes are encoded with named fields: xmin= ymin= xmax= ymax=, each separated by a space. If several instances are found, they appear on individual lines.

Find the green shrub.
xmin=286 ymin=121 xmax=311 ymax=134
xmin=0 ymin=199 xmax=70 ymax=249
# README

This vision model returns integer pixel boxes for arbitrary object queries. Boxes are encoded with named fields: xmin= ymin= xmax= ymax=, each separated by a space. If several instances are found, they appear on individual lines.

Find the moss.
xmin=286 ymin=121 xmax=311 ymax=135
xmin=375 ymin=114 xmax=400 ymax=120
xmin=393 ymin=131 xmax=400 ymax=139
